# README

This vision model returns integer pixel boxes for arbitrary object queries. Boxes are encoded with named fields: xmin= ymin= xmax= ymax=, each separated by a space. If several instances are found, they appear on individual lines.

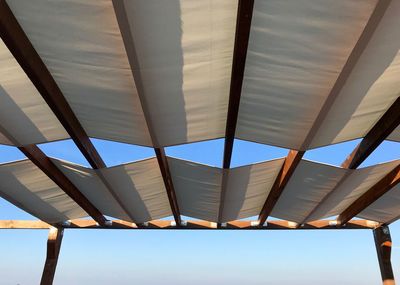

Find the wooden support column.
xmin=40 ymin=227 xmax=64 ymax=285
xmin=374 ymin=225 xmax=395 ymax=285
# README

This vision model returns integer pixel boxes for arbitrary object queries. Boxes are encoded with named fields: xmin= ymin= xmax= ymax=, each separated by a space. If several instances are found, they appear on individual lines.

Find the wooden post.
xmin=374 ymin=225 xmax=395 ymax=285
xmin=41 ymin=227 xmax=64 ymax=285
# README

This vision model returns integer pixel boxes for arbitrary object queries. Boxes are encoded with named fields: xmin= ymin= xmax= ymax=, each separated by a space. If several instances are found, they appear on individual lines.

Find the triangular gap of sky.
xmin=304 ymin=139 xmax=400 ymax=167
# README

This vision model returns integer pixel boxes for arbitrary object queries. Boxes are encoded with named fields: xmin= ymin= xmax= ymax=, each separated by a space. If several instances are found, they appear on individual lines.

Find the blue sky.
xmin=0 ymin=138 xmax=399 ymax=284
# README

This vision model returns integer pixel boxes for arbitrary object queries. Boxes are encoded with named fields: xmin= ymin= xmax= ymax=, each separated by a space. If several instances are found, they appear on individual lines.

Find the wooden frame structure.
xmin=0 ymin=0 xmax=399 ymax=284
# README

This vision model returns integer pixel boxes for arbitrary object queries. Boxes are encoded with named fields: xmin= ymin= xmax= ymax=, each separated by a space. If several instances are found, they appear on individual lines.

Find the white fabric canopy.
xmin=121 ymin=0 xmax=237 ymax=146
xmin=271 ymin=160 xmax=347 ymax=223
xmin=358 ymin=183 xmax=400 ymax=223
xmin=99 ymin=158 xmax=172 ymax=223
xmin=309 ymin=0 xmax=400 ymax=148
xmin=7 ymin=0 xmax=152 ymax=146
xmin=51 ymin=158 xmax=132 ymax=222
xmin=0 ymin=38 xmax=68 ymax=146
xmin=236 ymin=0 xmax=377 ymax=150
xmin=221 ymin=158 xmax=284 ymax=222
xmin=0 ymin=160 xmax=87 ymax=223
xmin=168 ymin=157 xmax=222 ymax=222
xmin=307 ymin=160 xmax=400 ymax=222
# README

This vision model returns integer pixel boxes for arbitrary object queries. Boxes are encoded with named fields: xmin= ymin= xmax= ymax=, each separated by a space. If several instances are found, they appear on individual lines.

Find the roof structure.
xmin=0 ymin=0 xmax=399 ymax=284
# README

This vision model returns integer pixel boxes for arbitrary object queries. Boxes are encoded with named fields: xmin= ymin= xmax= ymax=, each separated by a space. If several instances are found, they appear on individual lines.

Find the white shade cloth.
xmin=308 ymin=160 xmax=400 ymax=221
xmin=7 ymin=0 xmax=152 ymax=146
xmin=271 ymin=160 xmax=347 ymax=223
xmin=236 ymin=0 xmax=378 ymax=149
xmin=221 ymin=158 xmax=284 ymax=222
xmin=0 ymin=160 xmax=87 ymax=223
xmin=0 ymin=38 xmax=68 ymax=146
xmin=117 ymin=0 xmax=237 ymax=146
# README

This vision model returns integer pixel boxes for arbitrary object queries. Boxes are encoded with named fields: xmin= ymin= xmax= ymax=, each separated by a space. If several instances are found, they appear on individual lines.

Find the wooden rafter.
xmin=258 ymin=150 xmax=304 ymax=225
xmin=19 ymin=145 xmax=107 ymax=226
xmin=217 ymin=0 xmax=254 ymax=224
xmin=112 ymin=0 xmax=181 ymax=225
xmin=0 ymin=219 xmax=379 ymax=230
xmin=257 ymin=0 xmax=392 ymax=225
xmin=337 ymin=165 xmax=400 ymax=226
xmin=222 ymin=0 xmax=254 ymax=169
xmin=40 ymin=227 xmax=63 ymax=285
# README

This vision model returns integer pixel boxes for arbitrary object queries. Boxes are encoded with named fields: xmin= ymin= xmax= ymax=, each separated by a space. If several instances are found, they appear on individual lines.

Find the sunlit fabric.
xmin=0 ymin=160 xmax=87 ymax=223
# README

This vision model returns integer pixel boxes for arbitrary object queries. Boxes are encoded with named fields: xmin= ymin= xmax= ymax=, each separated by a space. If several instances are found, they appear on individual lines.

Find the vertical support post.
xmin=41 ymin=227 xmax=64 ymax=285
xmin=374 ymin=225 xmax=395 ymax=285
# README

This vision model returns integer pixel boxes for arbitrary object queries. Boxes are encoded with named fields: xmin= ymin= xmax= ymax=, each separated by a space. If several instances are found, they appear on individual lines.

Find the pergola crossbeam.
xmin=0 ymin=219 xmax=379 ymax=230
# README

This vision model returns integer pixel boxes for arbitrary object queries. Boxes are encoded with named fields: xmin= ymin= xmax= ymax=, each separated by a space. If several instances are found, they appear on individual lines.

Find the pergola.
xmin=0 ymin=0 xmax=399 ymax=284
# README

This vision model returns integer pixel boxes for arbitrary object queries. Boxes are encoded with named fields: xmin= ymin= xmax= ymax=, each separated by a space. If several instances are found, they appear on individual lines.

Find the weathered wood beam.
xmin=112 ymin=0 xmax=181 ymax=225
xmin=337 ymin=165 xmax=400 ymax=226
xmin=0 ymin=0 xmax=105 ymax=169
xmin=217 ymin=0 xmax=254 ymax=225
xmin=19 ymin=145 xmax=107 ymax=226
xmin=258 ymin=150 xmax=304 ymax=225
xmin=342 ymin=97 xmax=400 ymax=169
xmin=0 ymin=219 xmax=379 ymax=230
xmin=222 ymin=0 xmax=254 ymax=169
xmin=40 ymin=228 xmax=64 ymax=285
xmin=373 ymin=225 xmax=395 ymax=285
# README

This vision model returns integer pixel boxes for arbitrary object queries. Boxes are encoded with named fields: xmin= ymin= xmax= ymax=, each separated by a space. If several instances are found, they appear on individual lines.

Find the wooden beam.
xmin=373 ymin=225 xmax=395 ymax=285
xmin=342 ymin=97 xmax=400 ymax=169
xmin=18 ymin=145 xmax=107 ymax=226
xmin=0 ymin=219 xmax=378 ymax=230
xmin=258 ymin=150 xmax=304 ymax=225
xmin=0 ymin=0 xmax=105 ymax=170
xmin=222 ymin=0 xmax=254 ymax=169
xmin=217 ymin=0 xmax=254 ymax=225
xmin=337 ymin=165 xmax=400 ymax=226
xmin=40 ymin=228 xmax=64 ymax=285
xmin=112 ymin=0 xmax=181 ymax=225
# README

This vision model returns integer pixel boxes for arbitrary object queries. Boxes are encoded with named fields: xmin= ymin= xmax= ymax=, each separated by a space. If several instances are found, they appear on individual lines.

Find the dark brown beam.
xmin=337 ymin=165 xmax=400 ymax=225
xmin=154 ymin=148 xmax=181 ymax=224
xmin=222 ymin=0 xmax=254 ymax=169
xmin=258 ymin=150 xmax=304 ymax=225
xmin=373 ymin=225 xmax=395 ymax=285
xmin=217 ymin=0 xmax=254 ymax=225
xmin=342 ymin=97 xmax=400 ymax=169
xmin=112 ymin=0 xmax=181 ymax=225
xmin=19 ymin=145 xmax=107 ymax=226
xmin=0 ymin=219 xmax=378 ymax=230
xmin=40 ymin=227 xmax=63 ymax=285
xmin=0 ymin=0 xmax=105 ymax=169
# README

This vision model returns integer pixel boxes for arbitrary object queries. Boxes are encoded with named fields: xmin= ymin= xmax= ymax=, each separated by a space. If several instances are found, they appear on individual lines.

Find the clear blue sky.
xmin=0 ymin=138 xmax=399 ymax=284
